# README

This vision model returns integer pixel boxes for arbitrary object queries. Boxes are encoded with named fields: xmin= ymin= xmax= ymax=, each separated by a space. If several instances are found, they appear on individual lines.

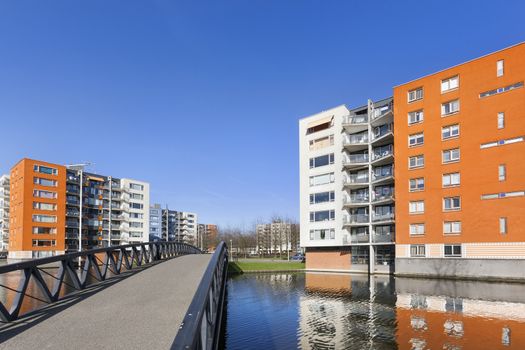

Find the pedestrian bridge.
xmin=0 ymin=241 xmax=228 ymax=349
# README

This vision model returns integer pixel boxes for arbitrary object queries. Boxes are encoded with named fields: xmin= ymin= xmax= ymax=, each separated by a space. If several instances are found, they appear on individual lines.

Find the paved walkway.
xmin=0 ymin=254 xmax=211 ymax=349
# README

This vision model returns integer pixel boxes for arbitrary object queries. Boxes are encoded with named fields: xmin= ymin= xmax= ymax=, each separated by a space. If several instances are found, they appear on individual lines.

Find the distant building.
xmin=149 ymin=204 xmax=163 ymax=241
xmin=151 ymin=204 xmax=198 ymax=244
xmin=0 ymin=175 xmax=10 ymax=251
xmin=256 ymin=221 xmax=299 ymax=255
xmin=9 ymin=158 xmax=150 ymax=259
xmin=197 ymin=223 xmax=218 ymax=251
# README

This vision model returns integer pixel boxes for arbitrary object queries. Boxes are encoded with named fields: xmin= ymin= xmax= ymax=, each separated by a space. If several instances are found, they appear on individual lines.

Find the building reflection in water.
xmin=301 ymin=272 xmax=525 ymax=350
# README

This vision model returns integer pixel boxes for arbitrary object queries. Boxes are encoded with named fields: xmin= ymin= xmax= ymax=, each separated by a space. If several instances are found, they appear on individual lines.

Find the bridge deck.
xmin=0 ymin=254 xmax=212 ymax=349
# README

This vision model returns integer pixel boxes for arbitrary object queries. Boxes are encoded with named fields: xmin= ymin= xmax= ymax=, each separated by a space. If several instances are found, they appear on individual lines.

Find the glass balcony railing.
xmin=372 ymin=146 xmax=393 ymax=161
xmin=344 ymin=194 xmax=369 ymax=204
xmin=350 ymin=233 xmax=370 ymax=243
xmin=343 ymin=134 xmax=369 ymax=146
xmin=372 ymin=212 xmax=395 ymax=222
xmin=372 ymin=232 xmax=395 ymax=243
xmin=343 ymin=174 xmax=369 ymax=185
xmin=343 ymin=214 xmax=369 ymax=224
xmin=373 ymin=169 xmax=393 ymax=181
xmin=343 ymin=114 xmax=368 ymax=125
xmin=372 ymin=124 xmax=393 ymax=140
xmin=373 ymin=189 xmax=395 ymax=202
xmin=371 ymin=103 xmax=393 ymax=120
xmin=343 ymin=154 xmax=369 ymax=165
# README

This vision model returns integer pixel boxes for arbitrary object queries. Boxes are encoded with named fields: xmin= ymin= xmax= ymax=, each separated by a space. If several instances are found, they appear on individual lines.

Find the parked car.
xmin=291 ymin=254 xmax=305 ymax=263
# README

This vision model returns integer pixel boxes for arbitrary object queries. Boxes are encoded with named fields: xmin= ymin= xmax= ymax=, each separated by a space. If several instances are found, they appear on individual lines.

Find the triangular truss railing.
xmin=0 ymin=242 xmax=201 ymax=322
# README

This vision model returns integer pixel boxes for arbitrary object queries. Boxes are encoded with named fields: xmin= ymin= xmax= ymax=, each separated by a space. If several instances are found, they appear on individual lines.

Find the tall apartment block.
xmin=149 ymin=203 xmax=163 ymax=240
xmin=151 ymin=204 xmax=198 ymax=244
xmin=0 ymin=175 xmax=10 ymax=251
xmin=197 ymin=223 xmax=218 ymax=251
xmin=393 ymin=43 xmax=525 ymax=279
xmin=9 ymin=158 xmax=150 ymax=259
xmin=299 ymin=98 xmax=395 ymax=273
xmin=256 ymin=220 xmax=299 ymax=255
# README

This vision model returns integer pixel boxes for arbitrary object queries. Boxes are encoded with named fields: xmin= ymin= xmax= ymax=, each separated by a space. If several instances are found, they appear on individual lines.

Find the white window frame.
xmin=409 ymin=155 xmax=425 ymax=169
xmin=408 ymin=110 xmax=424 ymax=125
xmin=443 ymin=221 xmax=461 ymax=234
xmin=498 ymin=164 xmax=506 ymax=181
xmin=408 ymin=133 xmax=424 ymax=147
xmin=409 ymin=178 xmax=425 ymax=192
xmin=444 ymin=244 xmax=462 ymax=257
xmin=441 ymin=99 xmax=460 ymax=116
xmin=441 ymin=75 xmax=459 ymax=93
xmin=443 ymin=197 xmax=461 ymax=211
xmin=442 ymin=148 xmax=460 ymax=163
xmin=409 ymin=201 xmax=425 ymax=214
xmin=499 ymin=217 xmax=507 ymax=234
xmin=497 ymin=60 xmax=504 ymax=77
xmin=497 ymin=112 xmax=505 ymax=129
xmin=441 ymin=124 xmax=460 ymax=140
xmin=442 ymin=172 xmax=460 ymax=187
xmin=410 ymin=244 xmax=426 ymax=257
xmin=408 ymin=87 xmax=424 ymax=103
xmin=410 ymin=223 xmax=425 ymax=236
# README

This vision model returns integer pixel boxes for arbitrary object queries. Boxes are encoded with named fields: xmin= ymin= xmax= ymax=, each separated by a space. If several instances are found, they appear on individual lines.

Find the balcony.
xmin=343 ymin=114 xmax=368 ymax=125
xmin=372 ymin=212 xmax=395 ymax=223
xmin=67 ymin=198 xmax=80 ymax=206
xmin=343 ymin=133 xmax=369 ymax=147
xmin=372 ymin=169 xmax=394 ymax=183
xmin=371 ymin=145 xmax=393 ymax=165
xmin=350 ymin=233 xmax=370 ymax=243
xmin=372 ymin=232 xmax=395 ymax=243
xmin=372 ymin=189 xmax=395 ymax=203
xmin=66 ymin=211 xmax=80 ymax=217
xmin=67 ymin=175 xmax=79 ymax=183
xmin=343 ymin=194 xmax=369 ymax=206
xmin=343 ymin=154 xmax=369 ymax=167
xmin=65 ymin=221 xmax=79 ymax=228
xmin=371 ymin=103 xmax=393 ymax=122
xmin=371 ymin=124 xmax=393 ymax=144
xmin=343 ymin=214 xmax=369 ymax=225
xmin=343 ymin=174 xmax=369 ymax=187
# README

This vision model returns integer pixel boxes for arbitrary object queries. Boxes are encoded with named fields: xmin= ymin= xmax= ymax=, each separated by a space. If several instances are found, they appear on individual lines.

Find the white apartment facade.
xmin=0 ymin=175 xmax=9 ymax=251
xmin=120 ymin=179 xmax=150 ymax=244
xmin=299 ymin=98 xmax=395 ymax=273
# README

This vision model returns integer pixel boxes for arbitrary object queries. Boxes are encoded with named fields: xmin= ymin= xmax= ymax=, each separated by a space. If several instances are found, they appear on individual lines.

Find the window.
xmin=479 ymin=81 xmax=524 ymax=98
xmin=309 ymin=229 xmax=335 ymax=240
xmin=408 ymin=110 xmax=424 ymax=125
xmin=497 ymin=112 xmax=505 ymax=129
xmin=33 ymin=202 xmax=57 ymax=211
xmin=500 ymin=217 xmax=507 ymax=234
xmin=309 ymin=135 xmax=334 ymax=151
xmin=442 ymin=172 xmax=460 ymax=187
xmin=309 ymin=191 xmax=335 ymax=204
xmin=32 ymin=214 xmax=57 ymax=223
xmin=410 ymin=245 xmax=425 ymax=257
xmin=33 ymin=165 xmax=58 ymax=175
xmin=409 ymin=201 xmax=425 ymax=214
xmin=309 ymin=173 xmax=335 ymax=186
xmin=443 ymin=197 xmax=461 ymax=211
xmin=441 ymin=100 xmax=460 ymax=116
xmin=497 ymin=60 xmax=504 ymax=77
xmin=499 ymin=164 xmax=506 ymax=181
xmin=408 ymin=87 xmax=424 ymax=102
xmin=410 ymin=224 xmax=425 ymax=235
xmin=32 ymin=239 xmax=56 ymax=247
xmin=442 ymin=148 xmax=460 ymax=163
xmin=130 ymin=202 xmax=143 ymax=209
xmin=444 ymin=221 xmax=461 ymax=234
xmin=33 ymin=190 xmax=57 ymax=199
xmin=130 ymin=183 xmax=144 ymax=191
xmin=130 ymin=212 xmax=144 ymax=219
xmin=309 ymin=210 xmax=335 ymax=222
xmin=409 ymin=178 xmax=425 ymax=192
xmin=309 ymin=153 xmax=334 ymax=168
xmin=409 ymin=133 xmax=424 ymax=147
xmin=442 ymin=124 xmax=460 ymax=140
xmin=444 ymin=244 xmax=462 ymax=257
xmin=130 ymin=193 xmax=144 ymax=200
xmin=307 ymin=118 xmax=333 ymax=134
xmin=441 ymin=75 xmax=459 ymax=92
xmin=34 ymin=177 xmax=57 ymax=187
xmin=33 ymin=227 xmax=57 ymax=234
xmin=130 ymin=222 xmax=143 ymax=228
xmin=409 ymin=155 xmax=424 ymax=169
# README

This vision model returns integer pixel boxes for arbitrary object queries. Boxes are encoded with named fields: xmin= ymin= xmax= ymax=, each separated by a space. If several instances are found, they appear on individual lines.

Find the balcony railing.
xmin=343 ymin=174 xmax=369 ymax=185
xmin=343 ymin=133 xmax=369 ymax=146
xmin=343 ymin=214 xmax=369 ymax=224
xmin=373 ymin=170 xmax=393 ymax=182
xmin=373 ymin=190 xmax=395 ymax=202
xmin=344 ymin=194 xmax=369 ymax=204
xmin=372 ymin=124 xmax=393 ymax=140
xmin=372 ymin=146 xmax=393 ymax=161
xmin=343 ymin=154 xmax=369 ymax=165
xmin=372 ymin=212 xmax=395 ymax=222
xmin=372 ymin=232 xmax=395 ymax=243
xmin=350 ymin=233 xmax=370 ymax=243
xmin=371 ymin=103 xmax=393 ymax=120
xmin=343 ymin=114 xmax=368 ymax=125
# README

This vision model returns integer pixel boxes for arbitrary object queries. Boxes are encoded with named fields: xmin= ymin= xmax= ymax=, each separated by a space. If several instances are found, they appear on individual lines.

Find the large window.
xmin=34 ymin=177 xmax=57 ymax=187
xmin=441 ymin=75 xmax=459 ymax=92
xmin=500 ymin=217 xmax=507 ymax=234
xmin=497 ymin=112 xmax=505 ymax=129
xmin=409 ymin=155 xmax=424 ymax=169
xmin=309 ymin=210 xmax=335 ymax=222
xmin=408 ymin=110 xmax=424 ymax=125
xmin=409 ymin=178 xmax=425 ymax=192
xmin=130 ymin=202 xmax=143 ymax=209
xmin=33 ymin=190 xmax=57 ymax=199
xmin=499 ymin=164 xmax=506 ymax=181
xmin=309 ymin=173 xmax=335 ymax=186
xmin=130 ymin=183 xmax=144 ymax=191
xmin=444 ymin=244 xmax=462 ymax=257
xmin=32 ymin=214 xmax=57 ymax=223
xmin=32 ymin=239 xmax=56 ymax=247
xmin=33 ymin=227 xmax=57 ymax=234
xmin=410 ymin=245 xmax=425 ymax=257
xmin=441 ymin=100 xmax=460 ymax=116
xmin=409 ymin=201 xmax=425 ymax=214
xmin=443 ymin=197 xmax=461 ymax=211
xmin=309 ymin=229 xmax=335 ymax=240
xmin=309 ymin=153 xmax=334 ymax=168
xmin=442 ymin=124 xmax=459 ymax=140
xmin=442 ymin=173 xmax=460 ymax=187
xmin=351 ymin=246 xmax=369 ymax=264
xmin=309 ymin=191 xmax=335 ymax=204
xmin=442 ymin=148 xmax=460 ymax=163
xmin=33 ymin=202 xmax=57 ymax=211
xmin=443 ymin=221 xmax=461 ymax=234
xmin=410 ymin=223 xmax=425 ymax=235
xmin=408 ymin=87 xmax=424 ymax=102
xmin=34 ymin=165 xmax=58 ymax=175
xmin=130 ymin=193 xmax=144 ymax=200
xmin=309 ymin=135 xmax=334 ymax=151
xmin=408 ymin=133 xmax=424 ymax=147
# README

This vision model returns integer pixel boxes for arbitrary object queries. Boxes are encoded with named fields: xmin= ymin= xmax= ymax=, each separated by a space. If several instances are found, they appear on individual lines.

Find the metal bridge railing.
xmin=0 ymin=241 xmax=201 ymax=322
xmin=172 ymin=241 xmax=228 ymax=350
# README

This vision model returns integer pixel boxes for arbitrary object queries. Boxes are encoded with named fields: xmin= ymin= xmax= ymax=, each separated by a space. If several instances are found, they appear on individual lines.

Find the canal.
xmin=223 ymin=272 xmax=525 ymax=349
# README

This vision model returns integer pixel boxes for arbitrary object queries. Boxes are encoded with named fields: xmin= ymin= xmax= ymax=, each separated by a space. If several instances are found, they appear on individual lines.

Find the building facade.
xmin=149 ymin=203 xmax=163 ymax=241
xmin=9 ymin=158 xmax=150 ymax=259
xmin=393 ymin=42 xmax=525 ymax=279
xmin=154 ymin=204 xmax=198 ymax=244
xmin=256 ymin=221 xmax=299 ymax=255
xmin=299 ymin=98 xmax=395 ymax=273
xmin=0 ymin=175 xmax=10 ymax=251
xmin=197 ymin=223 xmax=218 ymax=251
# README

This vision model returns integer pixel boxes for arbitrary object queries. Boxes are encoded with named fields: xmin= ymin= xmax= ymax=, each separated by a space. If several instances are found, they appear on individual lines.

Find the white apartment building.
xmin=299 ymin=98 xmax=395 ymax=273
xmin=256 ymin=221 xmax=299 ymax=255
xmin=0 ymin=175 xmax=9 ymax=251
xmin=155 ymin=204 xmax=198 ymax=244
xmin=120 ymin=179 xmax=150 ymax=244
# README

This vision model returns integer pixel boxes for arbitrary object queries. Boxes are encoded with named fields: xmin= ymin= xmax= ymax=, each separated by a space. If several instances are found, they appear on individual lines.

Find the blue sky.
xmin=0 ymin=1 xmax=523 ymax=227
